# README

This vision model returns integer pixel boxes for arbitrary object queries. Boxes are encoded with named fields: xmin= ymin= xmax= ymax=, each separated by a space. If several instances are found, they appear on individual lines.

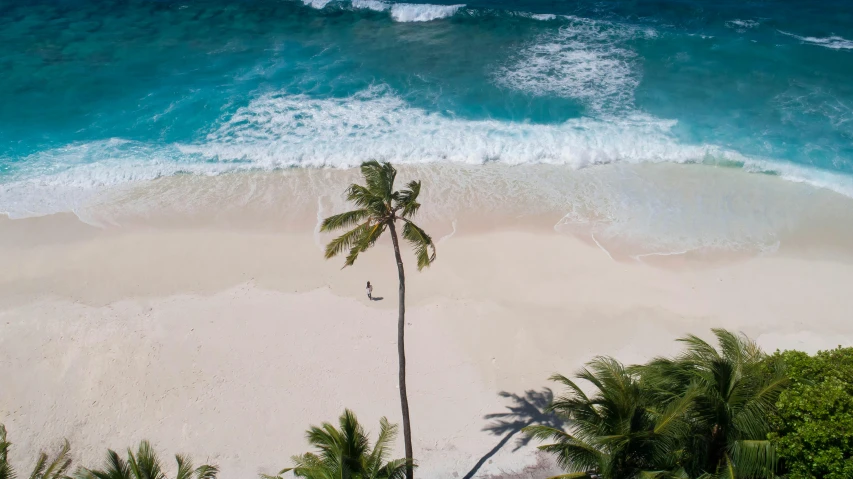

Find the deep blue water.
xmin=2 ymin=0 xmax=853 ymax=216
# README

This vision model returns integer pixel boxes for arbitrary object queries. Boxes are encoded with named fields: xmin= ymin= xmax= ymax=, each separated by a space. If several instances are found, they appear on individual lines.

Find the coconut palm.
xmin=638 ymin=329 xmax=786 ymax=479
xmin=0 ymin=424 xmax=73 ymax=479
xmin=320 ymin=161 xmax=436 ymax=479
xmin=75 ymin=441 xmax=217 ymax=479
xmin=524 ymin=358 xmax=695 ymax=479
xmin=263 ymin=409 xmax=409 ymax=479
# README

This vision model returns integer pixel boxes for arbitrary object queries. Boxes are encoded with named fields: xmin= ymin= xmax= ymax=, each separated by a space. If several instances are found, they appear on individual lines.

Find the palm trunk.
xmin=387 ymin=220 xmax=414 ymax=479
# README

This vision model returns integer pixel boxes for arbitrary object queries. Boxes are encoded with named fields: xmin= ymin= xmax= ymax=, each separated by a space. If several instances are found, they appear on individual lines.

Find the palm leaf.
xmin=729 ymin=440 xmax=777 ymax=479
xmin=395 ymin=181 xmax=421 ymax=219
xmin=320 ymin=210 xmax=370 ymax=232
xmin=192 ymin=465 xmax=217 ymax=479
xmin=39 ymin=441 xmax=71 ymax=479
xmin=401 ymin=220 xmax=435 ymax=270
xmin=324 ymin=222 xmax=371 ymax=260
xmin=27 ymin=454 xmax=46 ymax=479
xmin=0 ymin=425 xmax=14 ymax=479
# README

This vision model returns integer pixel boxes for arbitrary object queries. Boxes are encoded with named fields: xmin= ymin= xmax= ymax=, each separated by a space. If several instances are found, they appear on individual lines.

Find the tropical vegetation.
xmin=264 ymin=409 xmax=410 ymax=479
xmin=0 ymin=424 xmax=72 ymax=479
xmin=320 ymin=160 xmax=437 ymax=479
xmin=76 ymin=441 xmax=218 ymax=479
xmin=768 ymin=347 xmax=853 ymax=479
xmin=3 ymin=329 xmax=853 ymax=479
xmin=525 ymin=329 xmax=853 ymax=479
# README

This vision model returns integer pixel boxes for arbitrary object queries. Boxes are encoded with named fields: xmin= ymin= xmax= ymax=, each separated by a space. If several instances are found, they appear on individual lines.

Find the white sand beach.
xmin=3 ymin=172 xmax=853 ymax=478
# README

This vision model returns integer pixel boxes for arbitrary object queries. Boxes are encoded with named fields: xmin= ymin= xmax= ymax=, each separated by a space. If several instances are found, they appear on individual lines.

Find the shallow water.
xmin=2 ymin=0 xmax=853 ymax=253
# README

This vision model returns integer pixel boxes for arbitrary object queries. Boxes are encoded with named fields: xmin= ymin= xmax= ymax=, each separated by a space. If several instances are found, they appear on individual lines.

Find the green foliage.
xmin=264 ymin=410 xmax=410 ymax=479
xmin=769 ymin=348 xmax=853 ymax=479
xmin=0 ymin=425 xmax=72 ymax=479
xmin=529 ymin=330 xmax=787 ymax=479
xmin=639 ymin=329 xmax=785 ymax=479
xmin=524 ymin=357 xmax=691 ymax=479
xmin=76 ymin=441 xmax=218 ymax=479
xmin=320 ymin=161 xmax=435 ymax=270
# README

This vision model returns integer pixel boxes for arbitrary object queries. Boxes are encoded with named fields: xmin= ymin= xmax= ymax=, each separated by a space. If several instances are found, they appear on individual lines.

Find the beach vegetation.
xmin=263 ymin=409 xmax=410 ymax=479
xmin=320 ymin=160 xmax=436 ymax=479
xmin=0 ymin=424 xmax=72 ymax=479
xmin=768 ymin=347 xmax=853 ymax=479
xmin=75 ymin=441 xmax=218 ymax=479
xmin=529 ymin=329 xmax=788 ymax=479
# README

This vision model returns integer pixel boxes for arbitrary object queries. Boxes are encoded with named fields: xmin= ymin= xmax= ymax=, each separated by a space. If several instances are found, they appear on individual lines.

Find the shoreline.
xmin=3 ymin=210 xmax=853 ymax=477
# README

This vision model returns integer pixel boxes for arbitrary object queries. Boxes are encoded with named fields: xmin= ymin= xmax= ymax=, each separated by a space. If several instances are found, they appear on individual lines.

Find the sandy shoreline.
xmin=3 ymin=206 xmax=853 ymax=477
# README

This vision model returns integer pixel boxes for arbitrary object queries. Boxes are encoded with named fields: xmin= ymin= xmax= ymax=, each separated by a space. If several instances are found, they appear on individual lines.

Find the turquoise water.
xmin=1 ymin=0 xmax=853 ymax=218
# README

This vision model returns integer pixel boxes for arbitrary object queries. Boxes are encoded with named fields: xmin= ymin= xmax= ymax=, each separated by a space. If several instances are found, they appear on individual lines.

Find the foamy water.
xmin=2 ymin=0 xmax=853 ymax=255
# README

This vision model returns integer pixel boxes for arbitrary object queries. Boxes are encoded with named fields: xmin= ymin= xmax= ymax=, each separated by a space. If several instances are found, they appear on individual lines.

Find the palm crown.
xmin=76 ymin=441 xmax=218 ymax=479
xmin=320 ymin=161 xmax=435 ymax=270
xmin=638 ymin=329 xmax=786 ymax=478
xmin=524 ymin=357 xmax=692 ymax=479
xmin=265 ymin=410 xmax=409 ymax=479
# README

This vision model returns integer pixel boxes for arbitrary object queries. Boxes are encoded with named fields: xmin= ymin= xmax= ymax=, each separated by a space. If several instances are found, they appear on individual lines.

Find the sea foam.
xmin=495 ymin=16 xmax=647 ymax=112
xmin=389 ymin=3 xmax=464 ymax=22
xmin=3 ymin=86 xmax=853 ymax=221
xmin=350 ymin=0 xmax=390 ymax=11
xmin=779 ymin=31 xmax=853 ymax=50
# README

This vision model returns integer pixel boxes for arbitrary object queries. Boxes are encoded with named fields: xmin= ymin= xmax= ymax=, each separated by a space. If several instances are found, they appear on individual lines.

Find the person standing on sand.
xmin=366 ymin=281 xmax=373 ymax=300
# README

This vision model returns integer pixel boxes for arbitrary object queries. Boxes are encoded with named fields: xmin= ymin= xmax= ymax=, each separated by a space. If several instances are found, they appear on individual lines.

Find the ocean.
xmin=2 ymin=0 xmax=853 ymax=255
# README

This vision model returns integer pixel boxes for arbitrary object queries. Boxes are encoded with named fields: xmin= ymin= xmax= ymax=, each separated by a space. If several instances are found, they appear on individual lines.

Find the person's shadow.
xmin=461 ymin=389 xmax=565 ymax=479
xmin=370 ymin=296 xmax=384 ymax=301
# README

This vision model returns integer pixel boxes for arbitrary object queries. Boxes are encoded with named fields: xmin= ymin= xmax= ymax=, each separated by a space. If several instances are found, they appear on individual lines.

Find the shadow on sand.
xmin=462 ymin=389 xmax=566 ymax=479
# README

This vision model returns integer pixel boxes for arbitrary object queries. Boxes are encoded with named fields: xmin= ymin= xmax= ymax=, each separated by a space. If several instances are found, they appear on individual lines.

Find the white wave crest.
xmin=301 ymin=0 xmax=334 ymax=9
xmin=183 ymin=85 xmax=733 ymax=169
xmin=350 ymin=0 xmax=389 ymax=11
xmin=495 ymin=16 xmax=649 ymax=112
xmin=725 ymin=19 xmax=759 ymax=30
xmin=389 ymin=3 xmax=464 ymax=22
xmin=779 ymin=30 xmax=853 ymax=50
xmin=4 ymin=87 xmax=853 ymax=221
xmin=530 ymin=14 xmax=556 ymax=21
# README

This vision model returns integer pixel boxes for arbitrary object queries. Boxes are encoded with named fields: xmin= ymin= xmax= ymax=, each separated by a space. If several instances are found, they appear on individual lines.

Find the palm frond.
xmin=319 ymin=209 xmax=370 ymax=233
xmin=343 ymin=222 xmax=386 ymax=267
xmin=129 ymin=442 xmax=163 ymax=479
xmin=0 ymin=426 xmax=13 ymax=479
xmin=360 ymin=161 xmax=396 ymax=204
xmin=401 ymin=220 xmax=435 ymax=270
xmin=345 ymin=184 xmax=388 ymax=216
xmin=192 ymin=465 xmax=217 ymax=479
xmin=395 ymin=181 xmax=421 ymax=219
xmin=27 ymin=453 xmax=46 ymax=479
xmin=377 ymin=459 xmax=410 ymax=479
xmin=324 ymin=222 xmax=371 ymax=260
xmin=77 ymin=449 xmax=129 ymax=479
xmin=368 ymin=418 xmax=397 ymax=469
xmin=39 ymin=441 xmax=71 ymax=479
xmin=730 ymin=440 xmax=777 ymax=479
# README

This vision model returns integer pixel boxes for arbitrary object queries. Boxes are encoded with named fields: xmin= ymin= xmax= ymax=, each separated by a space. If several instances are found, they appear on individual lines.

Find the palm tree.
xmin=320 ymin=161 xmax=436 ymax=479
xmin=263 ymin=409 xmax=409 ymax=479
xmin=638 ymin=329 xmax=786 ymax=479
xmin=524 ymin=357 xmax=694 ymax=479
xmin=76 ymin=441 xmax=218 ymax=479
xmin=0 ymin=424 xmax=73 ymax=479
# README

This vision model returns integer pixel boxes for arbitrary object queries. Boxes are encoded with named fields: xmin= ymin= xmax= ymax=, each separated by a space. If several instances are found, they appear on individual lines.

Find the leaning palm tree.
xmin=320 ymin=161 xmax=436 ymax=479
xmin=638 ymin=329 xmax=786 ymax=479
xmin=75 ymin=441 xmax=218 ymax=479
xmin=0 ymin=424 xmax=73 ymax=479
xmin=263 ymin=409 xmax=409 ymax=479
xmin=524 ymin=357 xmax=694 ymax=479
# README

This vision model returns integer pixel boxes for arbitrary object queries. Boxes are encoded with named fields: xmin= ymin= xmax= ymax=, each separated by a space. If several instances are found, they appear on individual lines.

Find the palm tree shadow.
xmin=461 ymin=389 xmax=565 ymax=479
